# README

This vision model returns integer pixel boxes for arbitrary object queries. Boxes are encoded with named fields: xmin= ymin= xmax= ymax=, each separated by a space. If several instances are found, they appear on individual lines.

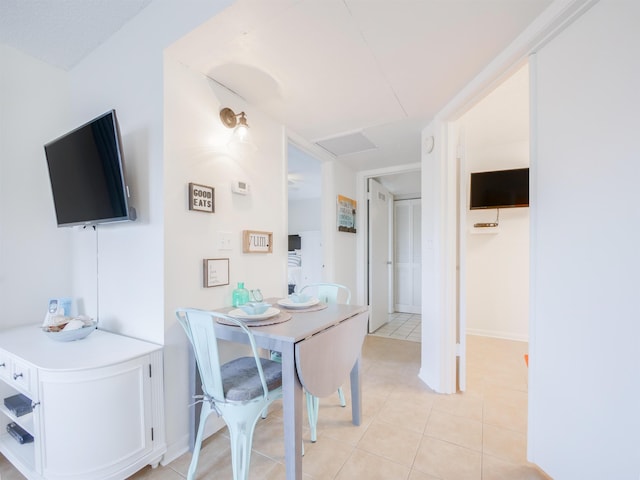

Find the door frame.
xmin=355 ymin=163 xmax=421 ymax=315
xmin=419 ymin=0 xmax=596 ymax=396
xmin=366 ymin=177 xmax=394 ymax=333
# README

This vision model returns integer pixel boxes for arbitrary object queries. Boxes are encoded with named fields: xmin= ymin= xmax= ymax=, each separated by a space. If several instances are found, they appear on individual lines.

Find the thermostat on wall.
xmin=232 ymin=180 xmax=250 ymax=195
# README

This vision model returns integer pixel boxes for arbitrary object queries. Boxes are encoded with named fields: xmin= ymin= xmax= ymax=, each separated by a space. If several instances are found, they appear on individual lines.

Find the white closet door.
xmin=394 ymin=199 xmax=421 ymax=313
xmin=368 ymin=179 xmax=392 ymax=333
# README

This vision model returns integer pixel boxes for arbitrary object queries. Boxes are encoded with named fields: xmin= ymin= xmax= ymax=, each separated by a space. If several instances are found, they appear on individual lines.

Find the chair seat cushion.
xmin=222 ymin=357 xmax=283 ymax=401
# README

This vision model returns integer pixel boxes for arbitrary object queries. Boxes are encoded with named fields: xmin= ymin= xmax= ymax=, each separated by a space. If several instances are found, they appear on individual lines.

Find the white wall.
xmin=288 ymin=197 xmax=321 ymax=234
xmin=529 ymin=1 xmax=640 ymax=478
xmin=163 ymin=58 xmax=288 ymax=458
xmin=65 ymin=0 xmax=232 ymax=344
xmin=460 ymin=65 xmax=530 ymax=341
xmin=0 ymin=45 xmax=72 ymax=328
xmin=58 ymin=0 xmax=233 ymax=460
xmin=419 ymin=124 xmax=451 ymax=392
xmin=322 ymin=160 xmax=357 ymax=293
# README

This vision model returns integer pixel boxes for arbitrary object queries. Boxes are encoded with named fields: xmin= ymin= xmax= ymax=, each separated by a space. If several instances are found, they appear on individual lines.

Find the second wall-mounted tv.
xmin=44 ymin=110 xmax=136 ymax=227
xmin=288 ymin=234 xmax=301 ymax=251
xmin=469 ymin=167 xmax=529 ymax=210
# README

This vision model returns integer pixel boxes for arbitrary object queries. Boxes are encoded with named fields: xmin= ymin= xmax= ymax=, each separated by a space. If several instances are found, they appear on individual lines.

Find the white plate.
xmin=277 ymin=297 xmax=320 ymax=309
xmin=228 ymin=307 xmax=280 ymax=321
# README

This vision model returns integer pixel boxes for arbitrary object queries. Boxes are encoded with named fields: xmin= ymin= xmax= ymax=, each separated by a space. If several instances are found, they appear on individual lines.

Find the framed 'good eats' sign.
xmin=189 ymin=183 xmax=214 ymax=213
xmin=243 ymin=230 xmax=273 ymax=253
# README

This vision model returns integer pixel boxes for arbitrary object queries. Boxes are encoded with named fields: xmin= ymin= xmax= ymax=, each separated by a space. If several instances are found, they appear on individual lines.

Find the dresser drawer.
xmin=10 ymin=358 xmax=36 ymax=395
xmin=0 ymin=351 xmax=11 ymax=381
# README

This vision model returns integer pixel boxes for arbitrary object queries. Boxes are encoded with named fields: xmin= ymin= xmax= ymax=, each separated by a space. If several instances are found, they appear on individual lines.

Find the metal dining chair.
xmin=299 ymin=283 xmax=351 ymax=442
xmin=176 ymin=308 xmax=283 ymax=480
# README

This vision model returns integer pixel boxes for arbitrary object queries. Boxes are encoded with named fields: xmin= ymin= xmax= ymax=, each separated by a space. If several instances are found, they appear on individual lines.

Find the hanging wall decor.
xmin=242 ymin=230 xmax=273 ymax=253
xmin=189 ymin=183 xmax=215 ymax=213
xmin=337 ymin=195 xmax=357 ymax=233
xmin=203 ymin=258 xmax=229 ymax=287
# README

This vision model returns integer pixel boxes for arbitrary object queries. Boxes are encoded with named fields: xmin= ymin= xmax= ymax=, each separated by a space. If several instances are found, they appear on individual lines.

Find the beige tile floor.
xmin=0 ymin=334 xmax=550 ymax=480
xmin=369 ymin=313 xmax=421 ymax=342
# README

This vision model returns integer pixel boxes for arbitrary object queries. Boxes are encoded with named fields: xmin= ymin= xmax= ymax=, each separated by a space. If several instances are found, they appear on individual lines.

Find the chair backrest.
xmin=300 ymin=283 xmax=351 ymax=305
xmin=175 ymin=308 xmax=270 ymax=403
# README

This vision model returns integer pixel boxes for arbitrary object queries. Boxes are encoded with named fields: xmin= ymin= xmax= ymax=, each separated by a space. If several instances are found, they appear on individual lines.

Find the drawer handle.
xmin=13 ymin=372 xmax=23 ymax=380
xmin=0 ymin=362 xmax=5 ymax=368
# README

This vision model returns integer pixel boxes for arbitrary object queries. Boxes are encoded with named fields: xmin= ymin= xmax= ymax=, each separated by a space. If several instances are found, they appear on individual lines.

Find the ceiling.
xmin=1 ymin=0 xmax=552 ymax=195
xmin=170 ymin=0 xmax=552 ymax=175
xmin=0 ymin=0 xmax=152 ymax=70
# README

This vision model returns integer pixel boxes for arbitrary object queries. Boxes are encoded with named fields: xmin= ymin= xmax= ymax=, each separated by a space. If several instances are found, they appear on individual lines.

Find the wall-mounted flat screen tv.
xmin=288 ymin=234 xmax=301 ymax=251
xmin=44 ymin=110 xmax=136 ymax=227
xmin=469 ymin=167 xmax=529 ymax=209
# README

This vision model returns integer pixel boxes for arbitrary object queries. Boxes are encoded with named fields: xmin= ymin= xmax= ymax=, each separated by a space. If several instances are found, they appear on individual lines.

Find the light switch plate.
xmin=218 ymin=231 xmax=233 ymax=250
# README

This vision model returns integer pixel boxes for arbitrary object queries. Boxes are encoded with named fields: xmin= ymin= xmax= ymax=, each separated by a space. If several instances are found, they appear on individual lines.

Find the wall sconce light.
xmin=220 ymin=107 xmax=256 ymax=154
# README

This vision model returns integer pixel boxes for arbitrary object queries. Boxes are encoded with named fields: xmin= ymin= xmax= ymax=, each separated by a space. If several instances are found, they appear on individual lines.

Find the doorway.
xmin=286 ymin=143 xmax=323 ymax=292
xmin=357 ymin=165 xmax=421 ymax=340
xmin=455 ymin=64 xmax=531 ymax=392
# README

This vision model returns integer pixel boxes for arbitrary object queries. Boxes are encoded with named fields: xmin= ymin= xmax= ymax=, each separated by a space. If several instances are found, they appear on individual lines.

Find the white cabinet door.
xmin=38 ymin=356 xmax=152 ymax=480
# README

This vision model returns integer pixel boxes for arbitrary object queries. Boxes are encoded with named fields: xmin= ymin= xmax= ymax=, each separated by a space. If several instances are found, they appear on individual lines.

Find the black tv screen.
xmin=44 ymin=110 xmax=135 ymax=227
xmin=288 ymin=234 xmax=301 ymax=251
xmin=470 ymin=168 xmax=529 ymax=209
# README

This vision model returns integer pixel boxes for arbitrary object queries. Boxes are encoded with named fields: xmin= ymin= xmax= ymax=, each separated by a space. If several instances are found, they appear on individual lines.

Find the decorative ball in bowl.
xmin=239 ymin=302 xmax=271 ymax=315
xmin=289 ymin=293 xmax=311 ymax=303
xmin=42 ymin=317 xmax=97 ymax=342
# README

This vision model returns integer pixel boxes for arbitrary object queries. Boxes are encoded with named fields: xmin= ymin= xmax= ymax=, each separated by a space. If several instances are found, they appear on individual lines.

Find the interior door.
xmin=368 ymin=178 xmax=392 ymax=333
xmin=394 ymin=199 xmax=422 ymax=313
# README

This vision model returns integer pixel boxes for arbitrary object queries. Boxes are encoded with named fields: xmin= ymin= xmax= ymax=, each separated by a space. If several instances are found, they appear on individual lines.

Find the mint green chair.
xmin=299 ymin=283 xmax=351 ymax=442
xmin=176 ymin=308 xmax=283 ymax=480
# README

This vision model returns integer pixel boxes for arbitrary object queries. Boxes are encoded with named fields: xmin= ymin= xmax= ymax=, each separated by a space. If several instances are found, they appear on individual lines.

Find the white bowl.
xmin=239 ymin=302 xmax=271 ymax=315
xmin=289 ymin=293 xmax=311 ymax=304
xmin=42 ymin=322 xmax=97 ymax=342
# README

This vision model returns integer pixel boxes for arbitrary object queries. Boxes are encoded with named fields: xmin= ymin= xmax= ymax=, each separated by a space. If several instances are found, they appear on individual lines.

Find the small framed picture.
xmin=189 ymin=183 xmax=215 ymax=213
xmin=337 ymin=195 xmax=357 ymax=233
xmin=242 ymin=230 xmax=273 ymax=253
xmin=203 ymin=258 xmax=229 ymax=287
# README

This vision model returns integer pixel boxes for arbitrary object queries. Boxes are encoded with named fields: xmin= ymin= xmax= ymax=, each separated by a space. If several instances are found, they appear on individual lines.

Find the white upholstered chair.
xmin=176 ymin=308 xmax=283 ymax=480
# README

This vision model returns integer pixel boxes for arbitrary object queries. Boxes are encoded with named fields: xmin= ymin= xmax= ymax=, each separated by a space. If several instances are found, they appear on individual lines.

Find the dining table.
xmin=206 ymin=298 xmax=369 ymax=480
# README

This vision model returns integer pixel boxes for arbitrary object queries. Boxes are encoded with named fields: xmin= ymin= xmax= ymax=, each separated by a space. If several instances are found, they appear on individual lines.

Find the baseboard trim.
xmin=466 ymin=328 xmax=528 ymax=342
xmin=161 ymin=434 xmax=190 ymax=466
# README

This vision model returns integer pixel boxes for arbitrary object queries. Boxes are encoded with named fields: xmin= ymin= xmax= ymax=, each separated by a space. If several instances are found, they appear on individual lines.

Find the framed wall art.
xmin=189 ymin=183 xmax=214 ymax=213
xmin=337 ymin=195 xmax=357 ymax=233
xmin=242 ymin=230 xmax=273 ymax=253
xmin=203 ymin=258 xmax=229 ymax=287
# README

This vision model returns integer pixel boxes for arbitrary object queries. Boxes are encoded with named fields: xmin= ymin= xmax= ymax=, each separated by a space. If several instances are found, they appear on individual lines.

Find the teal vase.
xmin=232 ymin=282 xmax=250 ymax=307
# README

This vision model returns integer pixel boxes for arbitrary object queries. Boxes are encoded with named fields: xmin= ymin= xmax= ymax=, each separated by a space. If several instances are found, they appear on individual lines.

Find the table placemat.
xmin=216 ymin=311 xmax=292 ymax=327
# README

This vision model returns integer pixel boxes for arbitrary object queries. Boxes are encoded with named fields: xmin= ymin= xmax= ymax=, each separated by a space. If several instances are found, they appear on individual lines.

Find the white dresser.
xmin=0 ymin=324 xmax=165 ymax=480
